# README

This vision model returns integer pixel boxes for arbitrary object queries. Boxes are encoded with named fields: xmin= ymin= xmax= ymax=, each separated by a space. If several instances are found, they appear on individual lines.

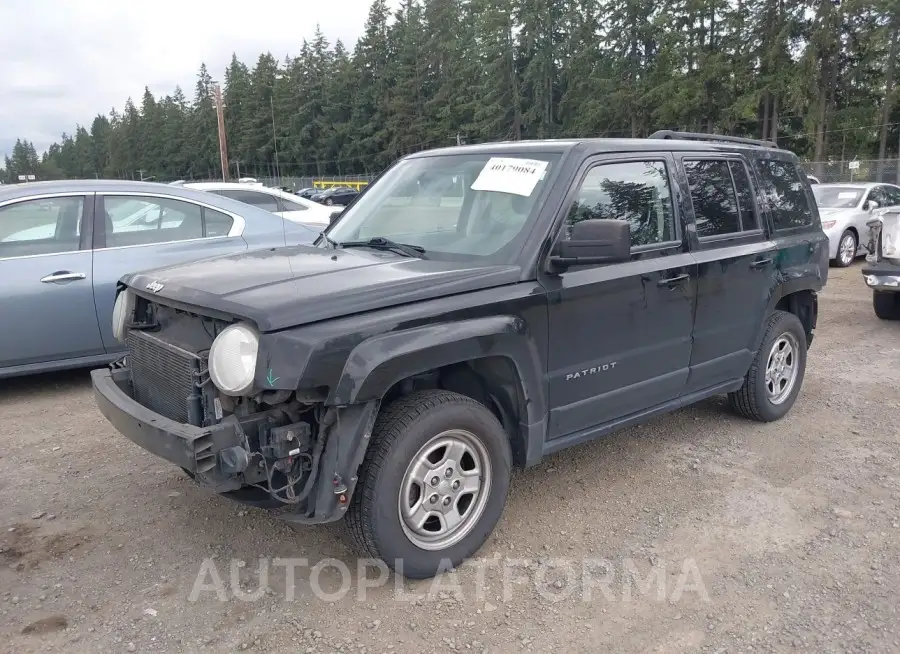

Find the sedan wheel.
xmin=834 ymin=230 xmax=857 ymax=267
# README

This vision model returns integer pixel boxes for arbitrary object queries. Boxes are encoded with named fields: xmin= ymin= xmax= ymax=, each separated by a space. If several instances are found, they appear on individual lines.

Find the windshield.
xmin=326 ymin=152 xmax=562 ymax=262
xmin=812 ymin=185 xmax=865 ymax=209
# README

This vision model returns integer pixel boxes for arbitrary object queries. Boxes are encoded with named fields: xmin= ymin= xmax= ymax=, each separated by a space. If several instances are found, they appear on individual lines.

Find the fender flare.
xmin=753 ymin=279 xmax=820 ymax=352
xmin=327 ymin=315 xmax=546 ymax=428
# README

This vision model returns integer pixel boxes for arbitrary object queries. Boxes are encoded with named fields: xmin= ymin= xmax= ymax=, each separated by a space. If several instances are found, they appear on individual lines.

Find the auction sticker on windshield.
xmin=471 ymin=157 xmax=550 ymax=197
xmin=838 ymin=192 xmax=859 ymax=199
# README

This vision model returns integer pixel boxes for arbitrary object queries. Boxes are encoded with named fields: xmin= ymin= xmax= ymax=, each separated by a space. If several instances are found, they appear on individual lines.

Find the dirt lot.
xmin=1 ymin=264 xmax=899 ymax=653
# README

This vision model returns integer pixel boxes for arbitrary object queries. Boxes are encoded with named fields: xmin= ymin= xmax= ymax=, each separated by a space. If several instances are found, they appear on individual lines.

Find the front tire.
xmin=729 ymin=310 xmax=808 ymax=422
xmin=832 ymin=230 xmax=857 ymax=267
xmin=346 ymin=390 xmax=512 ymax=579
xmin=873 ymin=290 xmax=900 ymax=320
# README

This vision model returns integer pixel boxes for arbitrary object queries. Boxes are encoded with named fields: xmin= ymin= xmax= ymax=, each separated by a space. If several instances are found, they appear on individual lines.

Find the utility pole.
xmin=270 ymin=95 xmax=280 ymax=185
xmin=213 ymin=84 xmax=229 ymax=181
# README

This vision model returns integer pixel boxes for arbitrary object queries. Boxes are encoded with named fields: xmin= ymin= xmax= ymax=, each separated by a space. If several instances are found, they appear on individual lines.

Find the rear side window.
xmin=684 ymin=160 xmax=741 ymax=237
xmin=755 ymin=159 xmax=814 ymax=230
xmin=730 ymin=162 xmax=760 ymax=231
xmin=204 ymin=207 xmax=235 ymax=237
xmin=278 ymin=196 xmax=308 ymax=212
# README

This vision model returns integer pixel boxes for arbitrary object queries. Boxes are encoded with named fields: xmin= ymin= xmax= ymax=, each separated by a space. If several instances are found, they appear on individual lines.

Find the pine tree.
xmin=17 ymin=0 xmax=900 ymax=180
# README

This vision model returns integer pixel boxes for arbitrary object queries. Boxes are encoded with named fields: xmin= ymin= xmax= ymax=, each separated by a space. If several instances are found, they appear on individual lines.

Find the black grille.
xmin=127 ymin=331 xmax=200 ymax=423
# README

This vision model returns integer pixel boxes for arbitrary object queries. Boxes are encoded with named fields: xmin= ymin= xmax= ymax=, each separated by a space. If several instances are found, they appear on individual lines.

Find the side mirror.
xmin=329 ymin=208 xmax=344 ymax=226
xmin=865 ymin=200 xmax=879 ymax=212
xmin=549 ymin=219 xmax=631 ymax=271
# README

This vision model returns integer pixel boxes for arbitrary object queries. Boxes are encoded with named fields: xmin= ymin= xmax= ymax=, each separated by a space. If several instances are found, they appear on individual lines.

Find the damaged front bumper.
xmin=862 ymin=264 xmax=900 ymax=292
xmin=91 ymin=366 xmax=378 ymax=524
xmin=862 ymin=214 xmax=900 ymax=292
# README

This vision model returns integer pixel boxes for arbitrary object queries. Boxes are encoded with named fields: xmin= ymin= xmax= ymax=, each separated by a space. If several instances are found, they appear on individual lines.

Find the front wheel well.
xmin=381 ymin=358 xmax=527 ymax=467
xmin=774 ymin=290 xmax=817 ymax=346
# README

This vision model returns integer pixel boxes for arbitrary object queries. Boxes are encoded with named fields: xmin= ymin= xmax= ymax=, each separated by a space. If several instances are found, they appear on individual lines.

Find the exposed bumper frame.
xmin=91 ymin=366 xmax=379 ymax=524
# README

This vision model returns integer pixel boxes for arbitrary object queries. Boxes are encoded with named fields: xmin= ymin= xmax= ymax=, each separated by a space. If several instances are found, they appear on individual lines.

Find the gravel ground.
xmin=1 ymin=263 xmax=899 ymax=653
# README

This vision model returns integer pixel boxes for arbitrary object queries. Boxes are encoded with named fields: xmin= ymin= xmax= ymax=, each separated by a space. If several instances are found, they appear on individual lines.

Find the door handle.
xmin=750 ymin=258 xmax=773 ymax=269
xmin=40 ymin=271 xmax=87 ymax=283
xmin=657 ymin=273 xmax=690 ymax=287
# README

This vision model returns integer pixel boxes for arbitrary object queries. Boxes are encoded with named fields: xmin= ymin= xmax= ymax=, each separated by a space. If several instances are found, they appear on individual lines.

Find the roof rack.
xmin=648 ymin=129 xmax=779 ymax=149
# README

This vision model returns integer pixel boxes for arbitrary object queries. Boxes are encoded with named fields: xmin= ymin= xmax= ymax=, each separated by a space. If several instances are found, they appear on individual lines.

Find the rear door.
xmin=91 ymin=192 xmax=248 ymax=353
xmin=675 ymin=155 xmax=777 ymax=392
xmin=0 ymin=193 xmax=105 ymax=370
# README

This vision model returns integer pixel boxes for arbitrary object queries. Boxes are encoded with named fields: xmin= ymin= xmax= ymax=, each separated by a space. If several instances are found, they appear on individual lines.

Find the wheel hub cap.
xmin=398 ymin=429 xmax=491 ymax=551
xmin=840 ymin=235 xmax=855 ymax=264
xmin=764 ymin=332 xmax=800 ymax=405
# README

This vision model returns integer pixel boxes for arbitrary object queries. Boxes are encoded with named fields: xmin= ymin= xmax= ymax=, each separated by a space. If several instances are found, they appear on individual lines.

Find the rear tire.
xmin=728 ymin=310 xmax=807 ymax=422
xmin=346 ymin=390 xmax=511 ymax=579
xmin=873 ymin=290 xmax=900 ymax=320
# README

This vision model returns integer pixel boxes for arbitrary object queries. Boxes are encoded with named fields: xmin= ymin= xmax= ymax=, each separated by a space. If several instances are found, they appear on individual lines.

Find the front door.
xmin=544 ymin=154 xmax=697 ymax=441
xmin=0 ymin=193 xmax=104 ymax=370
xmin=676 ymin=156 xmax=779 ymax=392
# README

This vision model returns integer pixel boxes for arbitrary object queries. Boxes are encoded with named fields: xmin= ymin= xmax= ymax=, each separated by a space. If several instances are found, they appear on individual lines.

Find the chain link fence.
xmin=187 ymin=174 xmax=378 ymax=192
xmin=257 ymin=174 xmax=377 ymax=191
xmin=803 ymin=160 xmax=900 ymax=184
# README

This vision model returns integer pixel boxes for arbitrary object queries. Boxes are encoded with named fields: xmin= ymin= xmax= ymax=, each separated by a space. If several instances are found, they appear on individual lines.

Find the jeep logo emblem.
xmin=145 ymin=281 xmax=165 ymax=293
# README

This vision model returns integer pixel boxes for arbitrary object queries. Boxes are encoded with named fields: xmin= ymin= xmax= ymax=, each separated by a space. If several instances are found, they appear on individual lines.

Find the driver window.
xmin=563 ymin=160 xmax=675 ymax=248
xmin=884 ymin=185 xmax=900 ymax=206
xmin=868 ymin=186 xmax=888 ymax=208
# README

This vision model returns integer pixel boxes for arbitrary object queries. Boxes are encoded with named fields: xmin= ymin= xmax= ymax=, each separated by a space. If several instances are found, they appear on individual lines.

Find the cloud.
xmin=0 ymin=0 xmax=379 ymax=159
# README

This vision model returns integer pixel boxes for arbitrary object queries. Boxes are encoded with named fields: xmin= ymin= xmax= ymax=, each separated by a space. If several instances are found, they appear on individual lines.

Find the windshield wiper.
xmin=338 ymin=237 xmax=427 ymax=259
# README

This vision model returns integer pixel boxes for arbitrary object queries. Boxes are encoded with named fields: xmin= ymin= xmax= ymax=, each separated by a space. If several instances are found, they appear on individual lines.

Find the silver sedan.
xmin=812 ymin=182 xmax=900 ymax=267
xmin=0 ymin=179 xmax=319 ymax=378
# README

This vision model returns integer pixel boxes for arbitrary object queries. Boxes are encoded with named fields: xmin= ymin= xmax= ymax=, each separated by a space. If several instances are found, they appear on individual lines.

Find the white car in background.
xmin=182 ymin=181 xmax=335 ymax=228
xmin=812 ymin=182 xmax=900 ymax=267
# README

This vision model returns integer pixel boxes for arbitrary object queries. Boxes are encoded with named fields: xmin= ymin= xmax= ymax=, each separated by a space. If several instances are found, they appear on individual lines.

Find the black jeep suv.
xmin=92 ymin=132 xmax=828 ymax=578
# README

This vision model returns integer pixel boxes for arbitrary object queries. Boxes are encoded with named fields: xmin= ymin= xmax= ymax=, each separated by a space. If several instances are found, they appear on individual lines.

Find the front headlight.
xmin=208 ymin=323 xmax=260 ymax=396
xmin=111 ymin=289 xmax=134 ymax=343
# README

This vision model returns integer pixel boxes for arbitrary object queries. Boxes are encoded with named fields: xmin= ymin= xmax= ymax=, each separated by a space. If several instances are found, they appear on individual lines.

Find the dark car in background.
xmin=310 ymin=185 xmax=360 ymax=206
xmin=295 ymin=187 xmax=318 ymax=199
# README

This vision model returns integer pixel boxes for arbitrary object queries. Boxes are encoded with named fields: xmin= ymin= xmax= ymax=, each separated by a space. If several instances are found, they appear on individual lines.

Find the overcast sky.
xmin=0 ymin=0 xmax=380 ymax=160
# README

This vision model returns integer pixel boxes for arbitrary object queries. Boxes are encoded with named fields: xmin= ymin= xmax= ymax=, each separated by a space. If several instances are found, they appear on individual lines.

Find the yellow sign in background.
xmin=312 ymin=180 xmax=369 ymax=191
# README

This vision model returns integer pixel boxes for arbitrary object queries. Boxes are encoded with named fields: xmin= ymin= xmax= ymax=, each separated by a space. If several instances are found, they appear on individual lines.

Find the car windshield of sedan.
xmin=812 ymin=185 xmax=865 ymax=209
xmin=325 ymin=152 xmax=562 ymax=262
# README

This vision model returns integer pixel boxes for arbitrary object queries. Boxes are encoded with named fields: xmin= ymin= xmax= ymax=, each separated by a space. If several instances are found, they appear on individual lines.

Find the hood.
xmin=123 ymin=245 xmax=521 ymax=332
xmin=817 ymin=207 xmax=856 ymax=218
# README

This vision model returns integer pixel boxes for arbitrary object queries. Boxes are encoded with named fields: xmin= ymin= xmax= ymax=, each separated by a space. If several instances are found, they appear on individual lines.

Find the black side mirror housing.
xmin=549 ymin=219 xmax=631 ymax=271
xmin=329 ymin=209 xmax=344 ymax=226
